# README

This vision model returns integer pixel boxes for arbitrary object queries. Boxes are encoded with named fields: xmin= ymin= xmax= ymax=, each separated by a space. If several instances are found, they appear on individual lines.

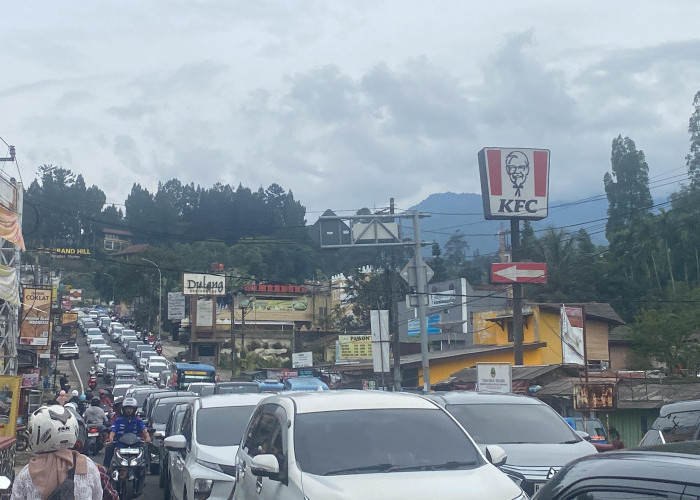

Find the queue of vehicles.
xmin=67 ymin=309 xmax=700 ymax=499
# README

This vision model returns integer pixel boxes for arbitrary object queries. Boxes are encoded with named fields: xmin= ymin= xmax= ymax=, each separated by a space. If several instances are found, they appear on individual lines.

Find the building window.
xmin=319 ymin=307 xmax=327 ymax=315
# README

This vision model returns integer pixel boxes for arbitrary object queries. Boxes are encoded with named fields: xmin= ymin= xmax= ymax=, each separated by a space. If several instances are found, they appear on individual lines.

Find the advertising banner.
xmin=196 ymin=298 xmax=214 ymax=327
xmin=0 ymin=264 xmax=19 ymax=305
xmin=20 ymin=286 xmax=52 ymax=346
xmin=574 ymin=383 xmax=616 ymax=410
xmin=478 ymin=147 xmax=550 ymax=221
xmin=407 ymin=314 xmax=441 ymax=336
xmin=183 ymin=273 xmax=225 ymax=296
xmin=476 ymin=362 xmax=512 ymax=393
xmin=0 ymin=204 xmax=25 ymax=250
xmin=250 ymin=297 xmax=307 ymax=312
xmin=292 ymin=351 xmax=313 ymax=368
xmin=338 ymin=335 xmax=372 ymax=360
xmin=0 ymin=375 xmax=22 ymax=437
xmin=168 ymin=292 xmax=186 ymax=320
xmin=561 ymin=305 xmax=584 ymax=365
xmin=370 ymin=310 xmax=390 ymax=373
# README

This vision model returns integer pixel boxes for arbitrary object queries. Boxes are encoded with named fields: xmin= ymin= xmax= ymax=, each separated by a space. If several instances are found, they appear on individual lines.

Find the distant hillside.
xmin=405 ymin=192 xmax=610 ymax=257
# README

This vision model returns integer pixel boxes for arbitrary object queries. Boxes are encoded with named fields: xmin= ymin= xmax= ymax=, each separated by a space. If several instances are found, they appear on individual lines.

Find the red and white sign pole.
xmin=479 ymin=147 xmax=551 ymax=365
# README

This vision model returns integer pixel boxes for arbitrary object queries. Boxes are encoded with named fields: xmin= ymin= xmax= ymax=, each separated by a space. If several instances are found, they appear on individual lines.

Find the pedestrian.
xmin=56 ymin=390 xmax=67 ymax=406
xmin=10 ymin=405 xmax=102 ymax=500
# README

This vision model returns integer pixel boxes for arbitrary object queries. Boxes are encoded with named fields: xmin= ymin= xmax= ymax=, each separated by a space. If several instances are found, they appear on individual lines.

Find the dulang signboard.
xmin=183 ymin=273 xmax=226 ymax=296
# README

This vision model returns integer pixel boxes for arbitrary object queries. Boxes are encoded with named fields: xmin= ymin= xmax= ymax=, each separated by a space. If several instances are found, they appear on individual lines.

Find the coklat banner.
xmin=20 ymin=286 xmax=52 ymax=346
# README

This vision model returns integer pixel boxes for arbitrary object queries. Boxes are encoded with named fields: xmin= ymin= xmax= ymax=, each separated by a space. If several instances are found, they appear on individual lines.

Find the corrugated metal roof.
xmin=535 ymin=302 xmax=625 ymax=325
xmin=400 ymin=342 xmax=547 ymax=367
xmin=443 ymin=363 xmax=563 ymax=384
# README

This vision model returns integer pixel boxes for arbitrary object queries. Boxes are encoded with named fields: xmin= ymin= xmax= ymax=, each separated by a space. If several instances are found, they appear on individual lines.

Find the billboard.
xmin=574 ymin=383 xmax=616 ymax=410
xmin=168 ymin=292 xmax=186 ymax=320
xmin=183 ymin=273 xmax=225 ymax=296
xmin=292 ymin=351 xmax=313 ymax=368
xmin=20 ymin=287 xmax=52 ymax=346
xmin=476 ymin=362 xmax=512 ymax=393
xmin=407 ymin=314 xmax=441 ymax=336
xmin=250 ymin=297 xmax=307 ymax=312
xmin=561 ymin=305 xmax=584 ymax=365
xmin=338 ymin=335 xmax=372 ymax=360
xmin=478 ymin=147 xmax=550 ymax=220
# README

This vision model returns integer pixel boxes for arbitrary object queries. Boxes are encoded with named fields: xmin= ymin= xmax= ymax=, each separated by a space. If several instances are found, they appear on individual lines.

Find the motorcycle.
xmin=85 ymin=424 xmax=104 ymax=456
xmin=88 ymin=374 xmax=98 ymax=390
xmin=15 ymin=425 xmax=29 ymax=451
xmin=109 ymin=433 xmax=147 ymax=500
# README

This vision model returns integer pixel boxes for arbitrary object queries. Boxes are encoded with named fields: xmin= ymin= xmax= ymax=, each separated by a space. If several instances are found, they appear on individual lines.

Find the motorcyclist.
xmin=89 ymin=366 xmax=97 ymax=377
xmin=78 ymin=393 xmax=88 ymax=414
xmin=84 ymin=397 xmax=108 ymax=427
xmin=103 ymin=397 xmax=150 ymax=468
xmin=98 ymin=390 xmax=112 ymax=415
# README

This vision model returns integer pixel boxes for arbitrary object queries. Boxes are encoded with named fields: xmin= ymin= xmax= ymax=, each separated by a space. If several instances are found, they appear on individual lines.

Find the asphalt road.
xmin=72 ymin=333 xmax=163 ymax=499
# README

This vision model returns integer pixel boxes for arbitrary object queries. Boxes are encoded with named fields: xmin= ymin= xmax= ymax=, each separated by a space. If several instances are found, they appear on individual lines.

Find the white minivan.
xmin=233 ymin=391 xmax=525 ymax=500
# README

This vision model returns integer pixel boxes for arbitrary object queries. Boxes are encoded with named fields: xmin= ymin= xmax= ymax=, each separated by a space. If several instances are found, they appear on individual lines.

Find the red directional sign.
xmin=491 ymin=262 xmax=547 ymax=284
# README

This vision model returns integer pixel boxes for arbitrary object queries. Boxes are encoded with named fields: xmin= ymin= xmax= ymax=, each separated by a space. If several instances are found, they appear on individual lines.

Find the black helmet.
xmin=91 ymin=397 xmax=100 ymax=406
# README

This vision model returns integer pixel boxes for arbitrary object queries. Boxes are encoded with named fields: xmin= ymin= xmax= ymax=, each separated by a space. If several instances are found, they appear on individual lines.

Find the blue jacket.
xmin=111 ymin=415 xmax=146 ymax=443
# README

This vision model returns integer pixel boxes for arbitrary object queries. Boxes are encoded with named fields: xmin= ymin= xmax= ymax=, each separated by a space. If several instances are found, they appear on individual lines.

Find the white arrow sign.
xmin=491 ymin=263 xmax=547 ymax=283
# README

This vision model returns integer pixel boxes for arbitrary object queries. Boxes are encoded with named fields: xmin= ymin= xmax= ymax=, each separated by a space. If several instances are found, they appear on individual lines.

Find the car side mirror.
xmin=484 ymin=445 xmax=507 ymax=467
xmin=164 ymin=434 xmax=187 ymax=451
xmin=250 ymin=454 xmax=280 ymax=480
xmin=576 ymin=430 xmax=591 ymax=441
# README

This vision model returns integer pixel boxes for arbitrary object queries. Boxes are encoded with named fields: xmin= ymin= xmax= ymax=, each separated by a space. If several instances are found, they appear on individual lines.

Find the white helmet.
xmin=28 ymin=405 xmax=79 ymax=453
xmin=122 ymin=397 xmax=138 ymax=412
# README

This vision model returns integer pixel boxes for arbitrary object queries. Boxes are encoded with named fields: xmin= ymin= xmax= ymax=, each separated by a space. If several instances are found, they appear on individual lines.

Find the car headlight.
xmin=194 ymin=479 xmax=214 ymax=500
xmin=196 ymin=459 xmax=223 ymax=473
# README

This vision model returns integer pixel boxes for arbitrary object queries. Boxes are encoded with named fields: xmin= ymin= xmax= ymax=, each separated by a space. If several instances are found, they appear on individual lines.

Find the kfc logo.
xmin=478 ymin=147 xmax=550 ymax=221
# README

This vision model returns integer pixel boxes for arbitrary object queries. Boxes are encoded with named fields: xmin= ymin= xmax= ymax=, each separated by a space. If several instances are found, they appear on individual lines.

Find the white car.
xmin=96 ymin=354 xmax=117 ymax=374
xmin=144 ymin=363 xmax=169 ymax=385
xmin=88 ymin=338 xmax=107 ymax=354
xmin=58 ymin=342 xmax=80 ymax=360
xmin=232 ymin=391 xmax=525 ymax=500
xmin=164 ymin=393 xmax=270 ymax=500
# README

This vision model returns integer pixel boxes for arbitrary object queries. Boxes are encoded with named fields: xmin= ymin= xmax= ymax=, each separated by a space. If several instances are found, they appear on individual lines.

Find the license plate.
xmin=88 ymin=432 xmax=99 ymax=437
xmin=534 ymin=483 xmax=544 ymax=493
xmin=120 ymin=448 xmax=140 ymax=455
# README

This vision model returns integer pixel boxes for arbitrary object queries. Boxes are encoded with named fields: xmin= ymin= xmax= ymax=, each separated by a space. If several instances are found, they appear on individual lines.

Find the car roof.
xmin=426 ymin=391 xmax=544 ymax=406
xmin=217 ymin=381 xmax=258 ymax=386
xmin=148 ymin=391 xmax=194 ymax=401
xmin=546 ymin=451 xmax=700 ymax=491
xmin=659 ymin=399 xmax=700 ymax=416
xmin=268 ymin=390 xmax=439 ymax=414
xmin=196 ymin=393 xmax=269 ymax=409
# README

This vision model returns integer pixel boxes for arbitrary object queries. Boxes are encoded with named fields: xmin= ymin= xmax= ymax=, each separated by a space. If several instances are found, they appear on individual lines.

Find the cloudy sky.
xmin=1 ymin=1 xmax=699 ymax=217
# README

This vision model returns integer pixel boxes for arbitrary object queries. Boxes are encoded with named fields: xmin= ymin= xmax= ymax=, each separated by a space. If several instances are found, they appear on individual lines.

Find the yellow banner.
xmin=0 ymin=376 xmax=21 ymax=437
xmin=339 ymin=334 xmax=372 ymax=360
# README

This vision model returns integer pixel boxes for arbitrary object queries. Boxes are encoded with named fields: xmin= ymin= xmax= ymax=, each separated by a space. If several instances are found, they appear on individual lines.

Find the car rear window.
xmin=294 ymin=408 xmax=481 ymax=476
xmin=445 ymin=403 xmax=578 ymax=444
xmin=196 ymin=406 xmax=256 ymax=446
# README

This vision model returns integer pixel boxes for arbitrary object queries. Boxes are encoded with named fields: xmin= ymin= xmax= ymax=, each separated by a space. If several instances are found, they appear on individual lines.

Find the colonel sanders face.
xmin=505 ymin=151 xmax=529 ymax=196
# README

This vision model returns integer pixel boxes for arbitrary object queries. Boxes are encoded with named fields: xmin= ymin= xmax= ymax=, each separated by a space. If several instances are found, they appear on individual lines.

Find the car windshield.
xmin=217 ymin=384 xmax=260 ymax=394
xmin=294 ymin=408 xmax=481 ymax=476
xmin=148 ymin=365 xmax=168 ymax=374
xmin=196 ymin=406 xmax=256 ymax=446
xmin=445 ymin=403 xmax=578 ymax=444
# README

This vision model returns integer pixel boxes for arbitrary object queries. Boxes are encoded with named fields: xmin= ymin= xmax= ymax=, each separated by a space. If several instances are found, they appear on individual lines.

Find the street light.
xmin=103 ymin=273 xmax=115 ymax=306
xmin=141 ymin=258 xmax=162 ymax=337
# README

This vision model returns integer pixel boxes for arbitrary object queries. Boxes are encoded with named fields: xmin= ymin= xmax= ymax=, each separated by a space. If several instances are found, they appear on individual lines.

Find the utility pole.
xmin=511 ymin=218 xmax=523 ymax=365
xmin=413 ymin=211 xmax=431 ymax=392
xmin=389 ymin=198 xmax=402 ymax=390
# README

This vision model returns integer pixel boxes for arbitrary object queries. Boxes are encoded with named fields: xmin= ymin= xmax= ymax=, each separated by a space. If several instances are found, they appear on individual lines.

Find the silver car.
xmin=427 ymin=391 xmax=597 ymax=497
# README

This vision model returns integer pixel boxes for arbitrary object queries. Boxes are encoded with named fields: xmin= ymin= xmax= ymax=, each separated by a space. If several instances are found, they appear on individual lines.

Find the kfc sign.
xmin=478 ymin=147 xmax=550 ymax=220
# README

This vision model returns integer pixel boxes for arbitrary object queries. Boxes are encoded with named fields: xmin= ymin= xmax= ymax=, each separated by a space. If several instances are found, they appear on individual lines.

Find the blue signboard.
xmin=407 ymin=314 xmax=441 ymax=336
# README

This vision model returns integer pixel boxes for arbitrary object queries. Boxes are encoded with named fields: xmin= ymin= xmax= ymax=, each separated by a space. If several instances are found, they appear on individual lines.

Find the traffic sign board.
xmin=400 ymin=257 xmax=434 ymax=286
xmin=491 ymin=262 xmax=547 ymax=283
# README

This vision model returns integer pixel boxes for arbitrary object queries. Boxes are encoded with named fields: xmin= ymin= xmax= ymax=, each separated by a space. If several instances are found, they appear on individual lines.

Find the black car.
xmin=532 ymin=450 xmax=700 ymax=499
xmin=145 ymin=395 xmax=196 ymax=475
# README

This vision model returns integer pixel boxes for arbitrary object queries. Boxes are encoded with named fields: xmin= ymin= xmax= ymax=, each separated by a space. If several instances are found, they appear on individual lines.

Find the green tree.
xmin=687 ymin=89 xmax=700 ymax=188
